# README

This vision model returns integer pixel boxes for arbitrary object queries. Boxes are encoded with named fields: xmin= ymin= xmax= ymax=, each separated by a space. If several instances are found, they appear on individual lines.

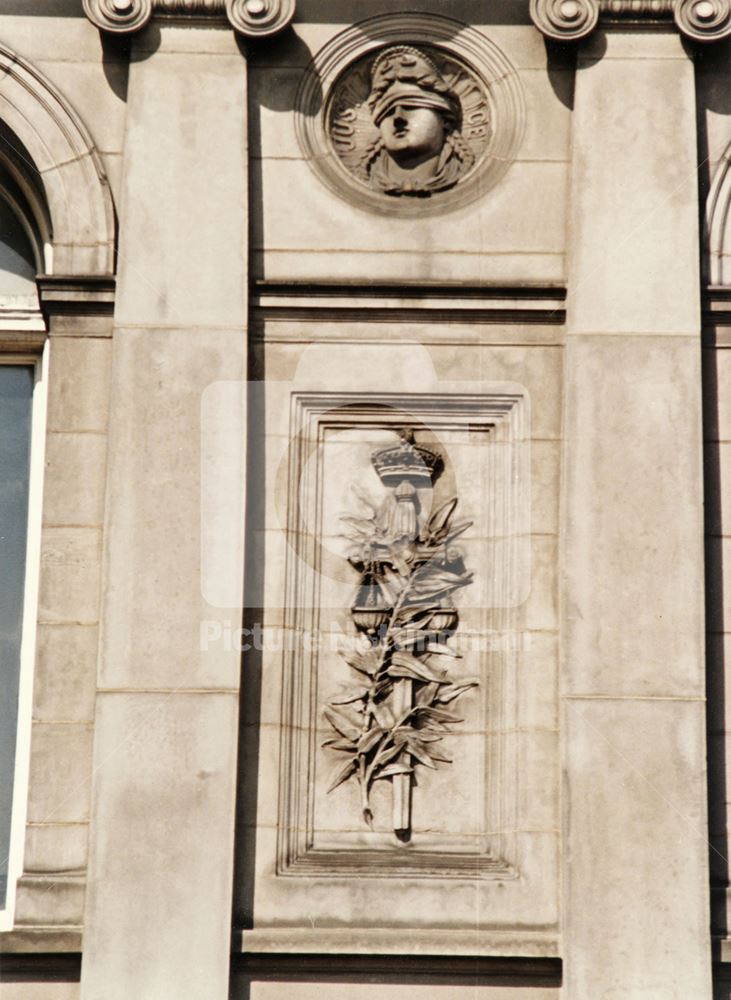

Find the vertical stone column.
xmin=562 ymin=30 xmax=712 ymax=997
xmin=80 ymin=24 xmax=247 ymax=1000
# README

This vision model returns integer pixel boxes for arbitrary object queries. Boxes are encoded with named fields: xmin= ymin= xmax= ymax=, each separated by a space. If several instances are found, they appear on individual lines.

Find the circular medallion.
xmin=296 ymin=15 xmax=526 ymax=217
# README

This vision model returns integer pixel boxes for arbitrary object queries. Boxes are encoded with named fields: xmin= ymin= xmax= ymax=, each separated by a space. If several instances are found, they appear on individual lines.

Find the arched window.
xmin=0 ymin=170 xmax=46 ymax=923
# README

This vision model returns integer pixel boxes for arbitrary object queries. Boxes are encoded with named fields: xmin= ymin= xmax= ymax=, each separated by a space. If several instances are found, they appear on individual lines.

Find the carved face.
xmin=377 ymin=104 xmax=447 ymax=167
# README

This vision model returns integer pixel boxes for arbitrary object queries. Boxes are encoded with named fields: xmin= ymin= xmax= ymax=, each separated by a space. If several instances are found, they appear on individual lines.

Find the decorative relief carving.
xmin=82 ymin=0 xmax=153 ymax=34
xmin=674 ymin=0 xmax=731 ymax=40
xmin=322 ymin=430 xmax=478 ymax=839
xmin=530 ymin=0 xmax=731 ymax=40
xmin=329 ymin=46 xmax=487 ymax=199
xmin=83 ymin=0 xmax=294 ymax=37
xmin=529 ymin=0 xmax=599 ymax=41
xmin=156 ymin=0 xmax=224 ymax=11
xmin=274 ymin=392 xmax=530 ymax=881
xmin=296 ymin=15 xmax=526 ymax=217
xmin=225 ymin=0 xmax=295 ymax=38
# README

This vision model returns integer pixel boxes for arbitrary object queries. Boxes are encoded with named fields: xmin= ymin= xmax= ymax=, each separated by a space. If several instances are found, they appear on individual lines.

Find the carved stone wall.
xmin=0 ymin=1 xmax=724 ymax=998
xmin=236 ymin=321 xmax=561 ymax=958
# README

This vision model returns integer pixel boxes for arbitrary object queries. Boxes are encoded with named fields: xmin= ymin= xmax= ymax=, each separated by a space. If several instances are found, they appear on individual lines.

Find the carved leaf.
xmin=405 ymin=740 xmax=438 ymax=769
xmin=393 ymin=603 xmax=440 ymax=623
xmin=415 ymin=567 xmax=472 ymax=590
xmin=415 ymin=681 xmax=441 ymax=707
xmin=436 ymin=680 xmax=479 ymax=704
xmin=323 ymin=707 xmax=361 ymax=742
xmin=445 ymin=520 xmax=473 ymax=544
xmin=389 ymin=650 xmax=447 ymax=683
xmin=357 ymin=727 xmax=385 ymax=754
xmin=425 ymin=642 xmax=461 ymax=658
xmin=322 ymin=737 xmax=359 ymax=752
xmin=329 ymin=685 xmax=369 ymax=705
xmin=344 ymin=649 xmax=379 ymax=677
xmin=373 ymin=675 xmax=393 ymax=698
xmin=425 ymin=497 xmax=458 ymax=537
xmin=373 ymin=763 xmax=413 ymax=780
xmin=327 ymin=758 xmax=358 ymax=793
xmin=371 ymin=743 xmax=403 ymax=769
xmin=414 ymin=732 xmax=443 ymax=743
xmin=379 ymin=566 xmax=406 ymax=602
xmin=370 ymin=700 xmax=396 ymax=729
xmin=390 ymin=551 xmax=411 ymax=577
xmin=417 ymin=705 xmax=464 ymax=724
xmin=409 ymin=571 xmax=472 ymax=603
xmin=389 ymin=663 xmax=438 ymax=684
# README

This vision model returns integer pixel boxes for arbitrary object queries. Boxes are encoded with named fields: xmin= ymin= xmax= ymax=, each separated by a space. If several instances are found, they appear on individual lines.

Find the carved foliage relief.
xmin=322 ymin=431 xmax=478 ymax=839
xmin=275 ymin=393 xmax=530 ymax=880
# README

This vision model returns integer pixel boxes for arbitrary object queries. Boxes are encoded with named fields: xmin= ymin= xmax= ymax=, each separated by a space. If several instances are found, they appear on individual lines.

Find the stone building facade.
xmin=0 ymin=0 xmax=729 ymax=997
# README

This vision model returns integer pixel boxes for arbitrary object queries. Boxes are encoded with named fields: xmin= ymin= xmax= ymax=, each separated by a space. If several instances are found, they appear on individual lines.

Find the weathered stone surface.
xmin=80 ymin=25 xmax=248 ymax=1000
xmin=255 ymin=159 xmax=567 ymax=283
xmin=564 ymin=334 xmax=705 ymax=697
xmin=38 ymin=528 xmax=101 ymax=625
xmin=46 ymin=339 xmax=112 ymax=435
xmin=568 ymin=33 xmax=699 ymax=336
xmin=14 ymin=874 xmax=85 ymax=927
xmin=26 ymin=724 xmax=93 ymax=825
xmin=98 ymin=327 xmax=244 ymax=691
xmin=42 ymin=434 xmax=106 ymax=528
xmin=243 ymin=986 xmax=558 ymax=1000
xmin=33 ymin=625 xmax=98 ymax=723
xmin=0 ymin=986 xmax=79 ymax=1000
xmin=114 ymin=47 xmax=247 ymax=328
xmin=564 ymin=699 xmax=710 ymax=996
xmin=81 ymin=692 xmax=239 ymax=1000
xmin=563 ymin=27 xmax=711 ymax=999
xmin=35 ymin=60 xmax=127 ymax=154
xmin=23 ymin=822 xmax=88 ymax=875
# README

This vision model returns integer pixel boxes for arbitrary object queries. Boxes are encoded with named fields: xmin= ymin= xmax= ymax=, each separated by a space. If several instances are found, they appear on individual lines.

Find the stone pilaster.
xmin=75 ymin=9 xmax=283 ymax=996
xmin=560 ymin=28 xmax=712 ymax=998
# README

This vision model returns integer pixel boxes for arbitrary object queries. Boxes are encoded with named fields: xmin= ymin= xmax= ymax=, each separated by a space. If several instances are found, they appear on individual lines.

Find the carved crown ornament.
xmin=322 ymin=430 xmax=478 ymax=840
xmin=295 ymin=15 xmax=526 ymax=217
xmin=530 ymin=0 xmax=731 ymax=42
xmin=82 ymin=0 xmax=295 ymax=37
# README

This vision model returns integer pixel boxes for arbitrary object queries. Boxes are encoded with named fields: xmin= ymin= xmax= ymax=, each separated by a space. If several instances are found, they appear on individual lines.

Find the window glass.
xmin=0 ymin=366 xmax=33 ymax=908
xmin=0 ymin=198 xmax=37 ymax=296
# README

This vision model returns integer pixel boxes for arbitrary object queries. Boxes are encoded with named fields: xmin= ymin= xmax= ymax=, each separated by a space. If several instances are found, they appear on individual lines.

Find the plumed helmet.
xmin=367 ymin=46 xmax=462 ymax=129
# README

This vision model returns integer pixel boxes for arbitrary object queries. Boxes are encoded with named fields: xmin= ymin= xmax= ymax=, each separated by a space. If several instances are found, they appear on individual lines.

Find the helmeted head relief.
xmin=367 ymin=46 xmax=461 ymax=130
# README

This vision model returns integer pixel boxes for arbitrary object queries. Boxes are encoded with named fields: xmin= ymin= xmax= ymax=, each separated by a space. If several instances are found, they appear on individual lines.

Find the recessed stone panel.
xmin=242 ymin=374 xmax=558 ymax=952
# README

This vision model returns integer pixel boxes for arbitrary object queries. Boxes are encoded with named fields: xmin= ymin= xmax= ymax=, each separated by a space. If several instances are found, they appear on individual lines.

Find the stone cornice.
xmin=82 ymin=0 xmax=295 ymax=38
xmin=530 ymin=0 xmax=731 ymax=42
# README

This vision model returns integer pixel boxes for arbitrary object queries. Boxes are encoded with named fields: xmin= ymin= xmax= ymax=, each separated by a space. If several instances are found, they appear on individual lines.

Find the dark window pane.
xmin=0 ymin=366 xmax=33 ymax=908
xmin=0 ymin=199 xmax=37 ymax=296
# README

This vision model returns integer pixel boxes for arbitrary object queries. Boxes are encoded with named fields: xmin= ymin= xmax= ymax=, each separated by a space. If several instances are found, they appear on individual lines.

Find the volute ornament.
xmin=83 ymin=0 xmax=295 ymax=37
xmin=530 ymin=0 xmax=731 ymax=41
xmin=674 ymin=0 xmax=731 ymax=40
xmin=225 ymin=0 xmax=295 ymax=38
xmin=82 ymin=0 xmax=153 ymax=33
xmin=529 ymin=0 xmax=599 ymax=40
